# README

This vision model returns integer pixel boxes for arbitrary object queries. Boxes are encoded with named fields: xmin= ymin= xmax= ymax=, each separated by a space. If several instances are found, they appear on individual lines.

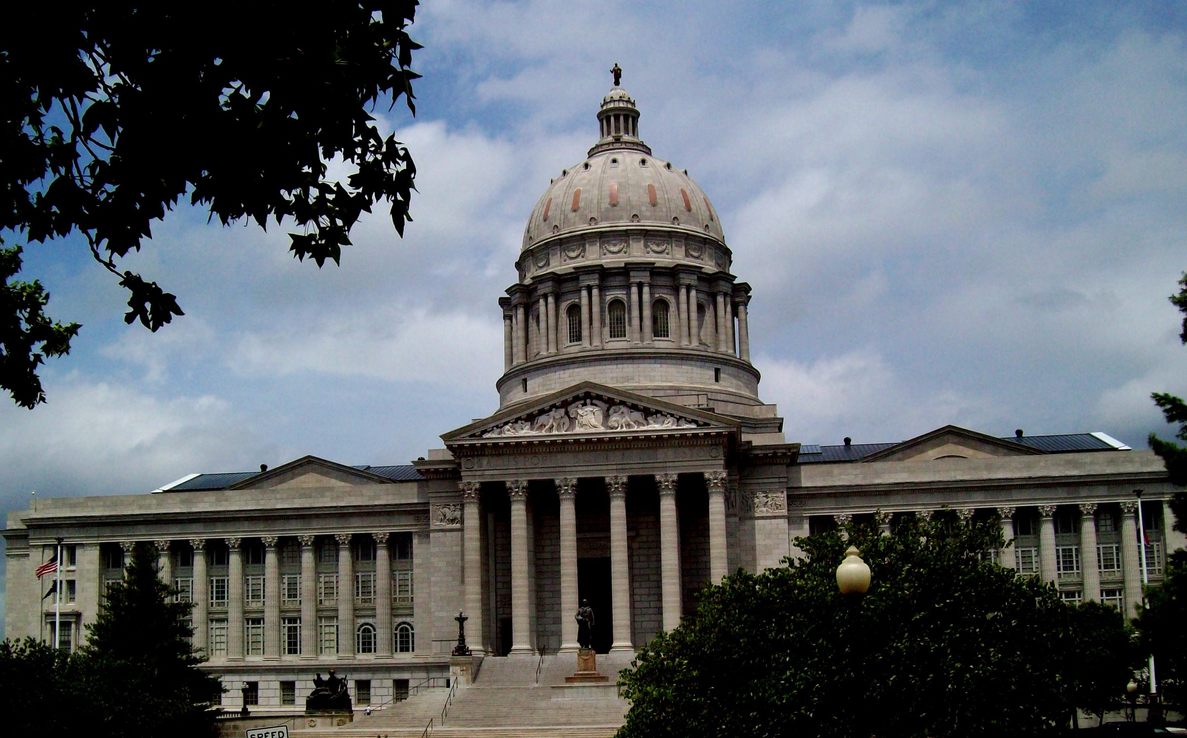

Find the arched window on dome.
xmin=652 ymin=300 xmax=670 ymax=339
xmin=394 ymin=622 xmax=415 ymax=653
xmin=696 ymin=302 xmax=711 ymax=346
xmin=566 ymin=304 xmax=582 ymax=345
xmin=356 ymin=623 xmax=376 ymax=654
xmin=607 ymin=300 xmax=627 ymax=340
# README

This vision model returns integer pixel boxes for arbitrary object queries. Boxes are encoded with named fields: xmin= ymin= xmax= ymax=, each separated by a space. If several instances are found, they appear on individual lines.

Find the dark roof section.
xmin=798 ymin=433 xmax=1125 ymax=464
xmin=160 ymin=465 xmax=422 ymax=492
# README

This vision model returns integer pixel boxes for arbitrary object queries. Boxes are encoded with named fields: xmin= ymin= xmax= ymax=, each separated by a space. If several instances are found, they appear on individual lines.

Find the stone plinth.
xmin=301 ymin=712 xmax=352 ymax=729
xmin=565 ymin=647 xmax=609 ymax=684
xmin=450 ymin=654 xmax=482 ymax=686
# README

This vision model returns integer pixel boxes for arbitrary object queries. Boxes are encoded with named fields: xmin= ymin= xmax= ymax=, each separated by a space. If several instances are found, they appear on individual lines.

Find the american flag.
xmin=35 ymin=558 xmax=58 ymax=578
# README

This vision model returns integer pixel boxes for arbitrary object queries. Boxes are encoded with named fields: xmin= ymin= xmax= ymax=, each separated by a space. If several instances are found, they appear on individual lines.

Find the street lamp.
xmin=1126 ymin=680 xmax=1138 ymax=723
xmin=836 ymin=546 xmax=872 ymax=595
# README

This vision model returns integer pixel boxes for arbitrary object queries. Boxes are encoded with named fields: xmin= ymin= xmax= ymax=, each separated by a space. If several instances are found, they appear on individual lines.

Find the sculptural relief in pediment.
xmin=481 ymin=398 xmax=699 ymax=438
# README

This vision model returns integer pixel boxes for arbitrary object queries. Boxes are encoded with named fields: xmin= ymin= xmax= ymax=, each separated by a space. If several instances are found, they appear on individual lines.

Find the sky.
xmin=2 ymin=0 xmax=1186 ymax=627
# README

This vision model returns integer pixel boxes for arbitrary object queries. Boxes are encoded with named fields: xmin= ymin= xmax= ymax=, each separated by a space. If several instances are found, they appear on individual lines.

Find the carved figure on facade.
xmin=563 ymin=243 xmax=586 ymax=261
xmin=432 ymin=503 xmax=463 ymax=528
xmin=481 ymin=400 xmax=697 ymax=438
xmin=645 ymin=238 xmax=669 ymax=254
xmin=753 ymin=490 xmax=787 ymax=515
xmin=602 ymin=238 xmax=628 ymax=255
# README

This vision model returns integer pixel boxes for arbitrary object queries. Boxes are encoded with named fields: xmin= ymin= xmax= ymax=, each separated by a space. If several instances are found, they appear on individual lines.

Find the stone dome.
xmin=520 ymin=85 xmax=726 ymax=251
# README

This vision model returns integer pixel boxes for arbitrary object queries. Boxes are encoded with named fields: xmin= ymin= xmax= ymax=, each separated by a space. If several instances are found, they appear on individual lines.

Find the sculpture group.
xmin=482 ymin=400 xmax=697 ymax=438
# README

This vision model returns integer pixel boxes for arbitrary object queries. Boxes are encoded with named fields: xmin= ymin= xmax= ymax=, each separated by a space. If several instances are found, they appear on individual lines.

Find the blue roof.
xmin=161 ymin=464 xmax=422 ymax=492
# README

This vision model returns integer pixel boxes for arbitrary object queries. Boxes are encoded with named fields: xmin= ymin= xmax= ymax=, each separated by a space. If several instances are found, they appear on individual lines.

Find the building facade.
xmin=5 ymin=76 xmax=1183 ymax=712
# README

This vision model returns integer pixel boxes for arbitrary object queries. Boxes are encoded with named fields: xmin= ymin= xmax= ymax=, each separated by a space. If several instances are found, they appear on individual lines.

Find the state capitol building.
xmin=5 ymin=73 xmax=1183 ymax=713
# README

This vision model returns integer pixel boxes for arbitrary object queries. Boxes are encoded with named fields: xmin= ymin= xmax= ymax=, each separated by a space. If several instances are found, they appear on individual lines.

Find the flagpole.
xmin=1135 ymin=490 xmax=1157 ymax=698
xmin=54 ymin=538 xmax=62 ymax=650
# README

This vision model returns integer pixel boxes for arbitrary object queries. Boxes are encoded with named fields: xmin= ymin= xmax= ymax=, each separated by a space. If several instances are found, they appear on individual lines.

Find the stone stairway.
xmin=293 ymin=652 xmax=632 ymax=738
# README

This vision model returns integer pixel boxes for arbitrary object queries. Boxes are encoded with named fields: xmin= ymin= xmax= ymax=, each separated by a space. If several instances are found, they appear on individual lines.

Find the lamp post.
xmin=1126 ymin=680 xmax=1138 ymax=723
xmin=240 ymin=683 xmax=250 ymax=717
xmin=1134 ymin=489 xmax=1158 ymax=709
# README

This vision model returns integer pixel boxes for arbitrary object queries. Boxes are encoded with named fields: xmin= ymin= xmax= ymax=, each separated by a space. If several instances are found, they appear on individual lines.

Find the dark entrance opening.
xmin=577 ymin=556 xmax=613 ymax=653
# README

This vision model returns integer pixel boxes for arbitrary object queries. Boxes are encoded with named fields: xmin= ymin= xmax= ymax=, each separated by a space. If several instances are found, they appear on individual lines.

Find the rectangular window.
xmin=103 ymin=579 xmax=121 ymax=600
xmin=282 ymin=574 xmax=301 ymax=605
xmin=48 ymin=620 xmax=74 ymax=652
xmin=209 ymin=577 xmax=228 ymax=608
xmin=210 ymin=546 xmax=228 ymax=567
xmin=283 ymin=617 xmax=301 ymax=656
xmin=1055 ymin=511 xmax=1077 ymax=536
xmin=280 ymin=681 xmax=296 ymax=706
xmin=64 ymin=579 xmax=77 ymax=604
xmin=209 ymin=619 xmax=228 ymax=656
xmin=318 ymin=543 xmax=336 ymax=565
xmin=318 ymin=574 xmax=338 ymax=605
xmin=1015 ymin=547 xmax=1039 ymax=574
xmin=245 ymin=544 xmax=265 ymax=566
xmin=1059 ymin=590 xmax=1083 ymax=604
xmin=1056 ymin=546 xmax=1081 ymax=578
xmin=394 ymin=570 xmax=414 ymax=604
xmin=1145 ymin=542 xmax=1164 ymax=577
xmin=1101 ymin=588 xmax=1124 ymax=610
xmin=281 ymin=543 xmax=300 ymax=567
xmin=1015 ymin=515 xmax=1036 ymax=537
xmin=356 ymin=679 xmax=371 ymax=705
xmin=175 ymin=547 xmax=194 ymax=568
xmin=392 ymin=536 xmax=412 ymax=560
xmin=104 ymin=548 xmax=124 ymax=570
xmin=355 ymin=572 xmax=375 ymax=605
xmin=174 ymin=577 xmax=194 ymax=603
xmin=355 ymin=540 xmax=375 ymax=562
xmin=243 ymin=681 xmax=259 ymax=706
xmin=1097 ymin=544 xmax=1121 ymax=574
xmin=1097 ymin=513 xmax=1116 ymax=533
xmin=319 ymin=617 xmax=338 ymax=656
xmin=63 ymin=545 xmax=77 ymax=568
xmin=393 ymin=679 xmax=409 ymax=702
xmin=245 ymin=575 xmax=264 ymax=607
xmin=245 ymin=618 xmax=264 ymax=656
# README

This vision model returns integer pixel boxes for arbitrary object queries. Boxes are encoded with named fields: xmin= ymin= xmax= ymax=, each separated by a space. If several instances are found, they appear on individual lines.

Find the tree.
xmin=79 ymin=541 xmax=222 ymax=738
xmin=0 ymin=1 xmax=420 ymax=408
xmin=1137 ymin=557 xmax=1187 ymax=706
xmin=617 ymin=515 xmax=1081 ymax=738
xmin=1065 ymin=601 xmax=1138 ymax=726
xmin=0 ymin=638 xmax=89 ymax=736
xmin=1148 ymin=273 xmax=1187 ymax=523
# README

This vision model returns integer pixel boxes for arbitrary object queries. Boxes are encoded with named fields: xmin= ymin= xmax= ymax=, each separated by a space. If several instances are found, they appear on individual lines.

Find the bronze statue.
xmin=306 ymin=669 xmax=352 ymax=713
xmin=575 ymin=598 xmax=595 ymax=650
xmin=611 ymin=63 xmax=622 ymax=87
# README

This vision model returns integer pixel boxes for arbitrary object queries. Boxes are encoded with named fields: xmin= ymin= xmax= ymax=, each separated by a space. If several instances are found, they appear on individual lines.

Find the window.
xmin=210 ymin=577 xmax=228 ymax=607
xmin=355 ymin=539 xmax=375 ymax=562
xmin=210 ymin=546 xmax=229 ymax=567
xmin=357 ymin=623 xmax=376 ymax=654
xmin=566 ymin=303 xmax=582 ymax=344
xmin=103 ymin=579 xmax=120 ymax=600
xmin=356 ymin=679 xmax=371 ymax=705
xmin=243 ymin=681 xmax=258 ymax=706
xmin=245 ymin=618 xmax=264 ymax=656
xmin=1097 ymin=512 xmax=1116 ymax=533
xmin=280 ymin=680 xmax=296 ymax=706
xmin=319 ymin=617 xmax=338 ymax=655
xmin=209 ymin=619 xmax=228 ymax=656
xmin=282 ymin=574 xmax=301 ymax=604
xmin=174 ymin=577 xmax=193 ymax=603
xmin=355 ymin=572 xmax=375 ymax=605
xmin=283 ymin=617 xmax=301 ymax=656
xmin=63 ymin=545 xmax=77 ymax=568
xmin=104 ymin=548 xmax=124 ymax=570
xmin=394 ymin=570 xmax=414 ymax=604
xmin=1056 ymin=546 xmax=1081 ymax=578
xmin=1015 ymin=547 xmax=1039 ymax=574
xmin=393 ymin=679 xmax=410 ymax=702
xmin=175 ymin=547 xmax=193 ymax=568
xmin=1145 ymin=542 xmax=1164 ymax=576
xmin=245 ymin=575 xmax=264 ymax=606
xmin=652 ymin=300 xmax=670 ymax=338
xmin=1015 ymin=515 xmax=1036 ymax=537
xmin=245 ymin=543 xmax=265 ymax=566
xmin=1101 ymin=589 xmax=1124 ymax=610
xmin=1059 ymin=590 xmax=1083 ymax=604
xmin=48 ymin=620 xmax=74 ymax=652
xmin=607 ymin=300 xmax=626 ymax=339
xmin=392 ymin=535 xmax=412 ymax=560
xmin=1097 ymin=544 xmax=1121 ymax=574
xmin=318 ymin=574 xmax=338 ymax=605
xmin=64 ymin=579 xmax=76 ymax=604
xmin=395 ymin=622 xmax=414 ymax=653
xmin=1055 ymin=510 xmax=1077 ymax=536
xmin=318 ymin=542 xmax=336 ymax=564
xmin=281 ymin=543 xmax=300 ymax=567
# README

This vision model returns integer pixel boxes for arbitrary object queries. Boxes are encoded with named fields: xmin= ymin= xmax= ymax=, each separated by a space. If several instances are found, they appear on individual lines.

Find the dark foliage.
xmin=0 ymin=638 xmax=90 ymax=735
xmin=0 ymin=1 xmax=420 ymax=407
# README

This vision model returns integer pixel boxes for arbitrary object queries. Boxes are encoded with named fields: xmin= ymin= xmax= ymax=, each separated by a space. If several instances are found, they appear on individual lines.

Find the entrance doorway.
xmin=577 ymin=556 xmax=613 ymax=653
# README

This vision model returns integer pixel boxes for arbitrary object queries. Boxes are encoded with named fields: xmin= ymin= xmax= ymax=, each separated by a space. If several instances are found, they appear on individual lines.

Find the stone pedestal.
xmin=565 ymin=647 xmax=609 ymax=684
xmin=450 ymin=654 xmax=482 ymax=686
xmin=303 ymin=713 xmax=352 ymax=729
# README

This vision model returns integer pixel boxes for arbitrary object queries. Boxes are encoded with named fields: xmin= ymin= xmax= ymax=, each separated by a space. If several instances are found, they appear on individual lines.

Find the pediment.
xmin=229 ymin=455 xmax=394 ymax=490
xmin=443 ymin=382 xmax=738 ymax=444
xmin=863 ymin=425 xmax=1042 ymax=463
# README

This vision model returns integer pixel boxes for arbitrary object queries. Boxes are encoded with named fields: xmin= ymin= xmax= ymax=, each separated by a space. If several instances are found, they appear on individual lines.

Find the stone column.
xmin=686 ymin=287 xmax=697 ymax=345
xmin=508 ymin=480 xmax=532 ymax=654
xmin=656 ymin=473 xmax=681 ymax=631
xmin=715 ymin=293 xmax=728 ymax=352
xmin=515 ymin=303 xmax=527 ymax=363
xmin=335 ymin=533 xmax=355 ymax=657
xmin=997 ymin=507 xmax=1016 ymax=571
xmin=579 ymin=287 xmax=591 ymax=348
xmin=737 ymin=300 xmax=751 ymax=361
xmin=502 ymin=312 xmax=513 ymax=370
xmin=299 ymin=535 xmax=317 ymax=658
xmin=705 ymin=471 xmax=728 ymax=582
xmin=155 ymin=539 xmax=172 ymax=584
xmin=547 ymin=292 xmax=558 ymax=354
xmin=642 ymin=283 xmax=653 ymax=343
xmin=461 ymin=481 xmax=484 ymax=655
xmin=726 ymin=298 xmax=735 ymax=354
xmin=120 ymin=541 xmax=135 ymax=579
xmin=227 ymin=537 xmax=244 ymax=660
xmin=591 ymin=282 xmax=603 ymax=348
xmin=374 ymin=532 xmax=392 ymax=657
xmin=676 ymin=286 xmax=688 ymax=346
xmin=1079 ymin=504 xmax=1100 ymax=602
xmin=557 ymin=478 xmax=580 ymax=652
xmin=628 ymin=283 xmax=639 ymax=343
xmin=1121 ymin=501 xmax=1142 ymax=619
xmin=607 ymin=475 xmax=633 ymax=651
xmin=262 ymin=536 xmax=280 ymax=659
xmin=1037 ymin=506 xmax=1058 ymax=585
xmin=191 ymin=539 xmax=208 ymax=655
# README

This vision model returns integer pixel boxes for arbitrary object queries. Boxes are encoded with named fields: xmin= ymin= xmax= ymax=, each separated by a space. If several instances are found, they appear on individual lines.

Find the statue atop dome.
xmin=611 ymin=62 xmax=622 ymax=87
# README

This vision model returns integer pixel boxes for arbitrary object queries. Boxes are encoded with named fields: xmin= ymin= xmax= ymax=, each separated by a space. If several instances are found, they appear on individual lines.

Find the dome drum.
xmin=517 ymin=229 xmax=733 ymax=283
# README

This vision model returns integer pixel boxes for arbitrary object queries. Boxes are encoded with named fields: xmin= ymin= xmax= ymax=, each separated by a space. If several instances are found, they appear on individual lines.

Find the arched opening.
xmin=356 ymin=623 xmax=376 ymax=654
xmin=566 ymin=303 xmax=582 ymax=344
xmin=608 ymin=299 xmax=627 ymax=339
xmin=394 ymin=622 xmax=415 ymax=653
xmin=652 ymin=300 xmax=670 ymax=339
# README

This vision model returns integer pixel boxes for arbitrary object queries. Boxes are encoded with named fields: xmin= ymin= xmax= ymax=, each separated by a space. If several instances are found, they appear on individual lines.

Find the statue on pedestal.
xmin=306 ymin=669 xmax=352 ymax=713
xmin=575 ymin=599 xmax=595 ymax=650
